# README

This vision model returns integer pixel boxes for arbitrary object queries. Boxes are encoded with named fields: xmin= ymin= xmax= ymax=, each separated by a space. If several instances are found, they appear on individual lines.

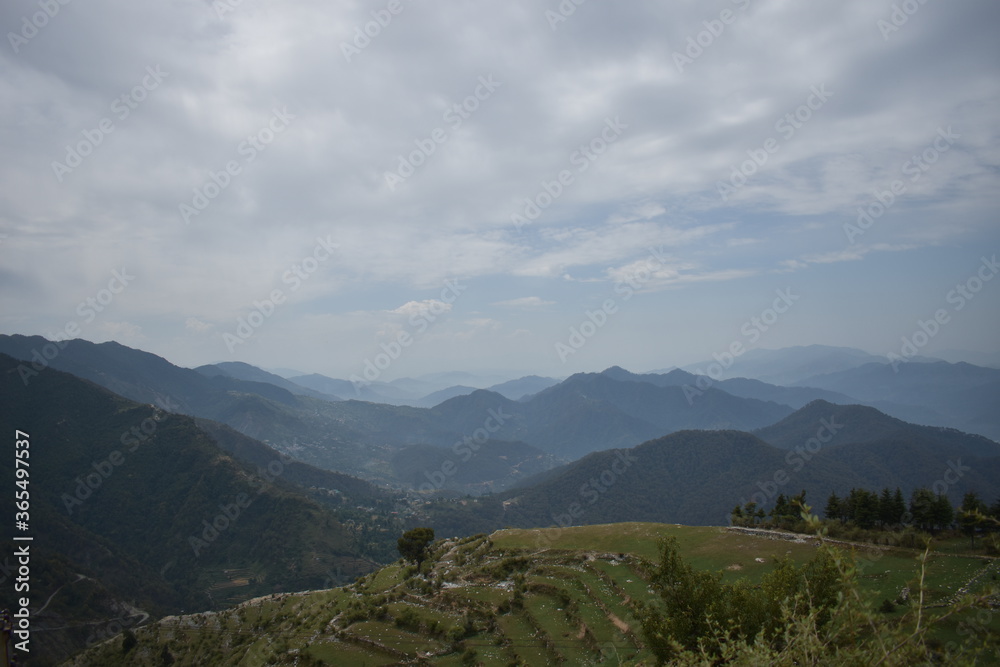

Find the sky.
xmin=1 ymin=0 xmax=999 ymax=382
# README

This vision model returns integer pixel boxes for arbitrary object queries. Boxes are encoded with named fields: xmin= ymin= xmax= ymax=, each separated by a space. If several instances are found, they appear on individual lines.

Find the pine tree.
xmin=931 ymin=494 xmax=954 ymax=532
xmin=770 ymin=494 xmax=789 ymax=524
xmin=731 ymin=505 xmax=745 ymax=526
xmin=909 ymin=488 xmax=936 ymax=531
xmin=743 ymin=502 xmax=759 ymax=525
xmin=824 ymin=492 xmax=842 ymax=522
xmin=959 ymin=491 xmax=987 ymax=548
xmin=892 ymin=488 xmax=906 ymax=525
xmin=878 ymin=488 xmax=895 ymax=527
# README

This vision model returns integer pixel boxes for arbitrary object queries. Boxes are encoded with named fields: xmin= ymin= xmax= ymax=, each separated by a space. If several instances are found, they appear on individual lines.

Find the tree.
xmin=770 ymin=494 xmax=789 ymax=523
xmin=959 ymin=491 xmax=988 ymax=548
xmin=878 ymin=487 xmax=895 ymax=526
xmin=891 ymin=488 xmax=907 ymax=525
xmin=989 ymin=497 xmax=1000 ymax=522
xmin=122 ymin=629 xmax=137 ymax=654
xmin=397 ymin=527 xmax=435 ymax=566
xmin=742 ymin=501 xmax=758 ymax=525
xmin=731 ymin=505 xmax=745 ymax=526
xmin=847 ymin=488 xmax=878 ymax=529
xmin=930 ymin=493 xmax=954 ymax=532
xmin=909 ymin=488 xmax=936 ymax=531
xmin=824 ymin=492 xmax=842 ymax=522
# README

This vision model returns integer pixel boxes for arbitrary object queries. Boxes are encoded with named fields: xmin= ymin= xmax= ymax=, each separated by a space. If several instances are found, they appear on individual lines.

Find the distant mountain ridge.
xmin=0 ymin=336 xmax=806 ymax=474
xmin=419 ymin=401 xmax=1000 ymax=536
xmin=196 ymin=361 xmax=343 ymax=401
xmin=795 ymin=361 xmax=1000 ymax=441
xmin=754 ymin=399 xmax=1000 ymax=459
xmin=680 ymin=344 xmax=894 ymax=385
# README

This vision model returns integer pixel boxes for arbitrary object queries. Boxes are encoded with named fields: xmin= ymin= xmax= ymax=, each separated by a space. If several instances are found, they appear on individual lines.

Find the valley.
xmin=1 ymin=337 xmax=998 ymax=665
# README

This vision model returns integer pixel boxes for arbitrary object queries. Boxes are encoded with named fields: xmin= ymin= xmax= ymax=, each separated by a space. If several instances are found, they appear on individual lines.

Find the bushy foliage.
xmin=639 ymin=536 xmax=843 ymax=662
xmin=641 ymin=508 xmax=999 ymax=666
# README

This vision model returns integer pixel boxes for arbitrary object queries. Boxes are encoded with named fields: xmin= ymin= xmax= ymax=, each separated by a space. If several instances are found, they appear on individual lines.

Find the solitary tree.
xmin=398 ymin=527 xmax=435 ymax=566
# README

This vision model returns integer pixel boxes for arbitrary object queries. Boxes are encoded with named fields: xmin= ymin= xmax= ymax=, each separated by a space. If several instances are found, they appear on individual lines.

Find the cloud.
xmin=391 ymin=300 xmax=453 ymax=319
xmin=1 ymin=0 xmax=998 ymax=376
xmin=185 ymin=317 xmax=213 ymax=333
xmin=493 ymin=296 xmax=555 ymax=308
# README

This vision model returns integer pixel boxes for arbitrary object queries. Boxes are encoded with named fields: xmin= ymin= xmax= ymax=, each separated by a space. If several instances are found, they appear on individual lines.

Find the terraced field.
xmin=66 ymin=523 xmax=999 ymax=665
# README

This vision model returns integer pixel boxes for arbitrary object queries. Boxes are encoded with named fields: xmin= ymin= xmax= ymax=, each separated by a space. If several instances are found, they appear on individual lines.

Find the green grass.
xmin=346 ymin=620 xmax=446 ymax=656
xmin=524 ymin=588 xmax=597 ymax=664
xmin=365 ymin=562 xmax=405 ymax=592
xmin=494 ymin=521 xmax=821 ymax=578
xmin=387 ymin=601 xmax=461 ymax=629
xmin=442 ymin=585 xmax=511 ymax=609
xmin=68 ymin=522 xmax=997 ymax=666
xmin=306 ymin=641 xmax=398 ymax=666
xmin=496 ymin=612 xmax=552 ymax=665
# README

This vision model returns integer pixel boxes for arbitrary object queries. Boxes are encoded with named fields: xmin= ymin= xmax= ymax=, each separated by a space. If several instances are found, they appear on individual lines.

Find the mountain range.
xmin=417 ymin=399 xmax=1000 ymax=536
xmin=3 ymin=334 xmax=1000 ymax=664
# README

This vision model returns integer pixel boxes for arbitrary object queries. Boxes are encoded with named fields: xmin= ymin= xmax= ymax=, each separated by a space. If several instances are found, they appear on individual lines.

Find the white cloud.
xmin=494 ymin=296 xmax=555 ymax=308
xmin=185 ymin=317 xmax=213 ymax=333
xmin=391 ymin=300 xmax=452 ymax=319
xmin=1 ymin=0 xmax=998 ymax=375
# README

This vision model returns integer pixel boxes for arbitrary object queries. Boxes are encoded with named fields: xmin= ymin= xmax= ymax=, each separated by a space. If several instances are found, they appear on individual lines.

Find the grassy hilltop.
xmin=66 ymin=522 xmax=999 ymax=666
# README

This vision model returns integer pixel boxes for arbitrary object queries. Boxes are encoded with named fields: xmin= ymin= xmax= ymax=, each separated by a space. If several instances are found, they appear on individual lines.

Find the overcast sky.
xmin=2 ymin=0 xmax=999 ymax=381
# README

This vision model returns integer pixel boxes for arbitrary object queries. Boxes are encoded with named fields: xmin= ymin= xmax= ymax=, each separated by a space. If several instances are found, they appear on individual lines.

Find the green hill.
xmin=64 ymin=522 xmax=999 ymax=665
xmin=755 ymin=399 xmax=1000 ymax=458
xmin=0 ymin=354 xmax=383 ymax=666
xmin=416 ymin=422 xmax=1000 ymax=538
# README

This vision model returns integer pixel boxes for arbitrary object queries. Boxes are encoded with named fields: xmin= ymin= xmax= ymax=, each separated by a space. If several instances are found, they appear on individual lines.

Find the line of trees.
xmin=824 ymin=488 xmax=1000 ymax=539
xmin=731 ymin=490 xmax=807 ymax=529
xmin=732 ymin=488 xmax=1000 ymax=550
